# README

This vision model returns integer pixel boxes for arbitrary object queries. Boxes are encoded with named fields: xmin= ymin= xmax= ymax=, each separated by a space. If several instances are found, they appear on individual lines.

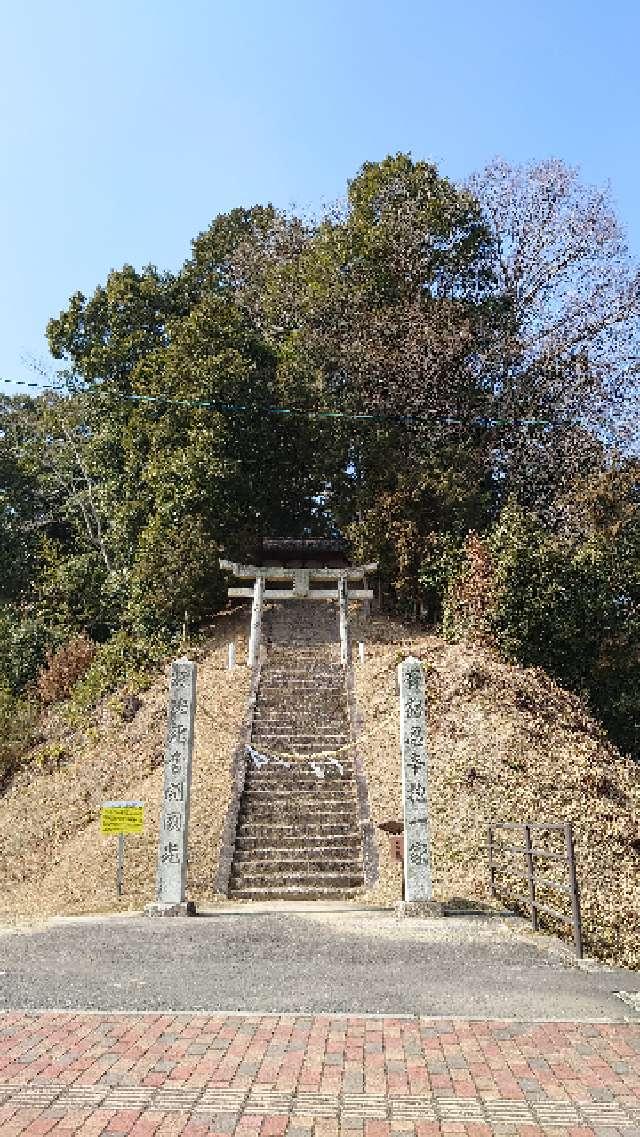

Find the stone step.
xmin=260 ymin=664 xmax=343 ymax=668
xmin=232 ymin=850 xmax=362 ymax=867
xmin=252 ymin=724 xmax=348 ymax=734
xmin=253 ymin=723 xmax=347 ymax=732
xmin=246 ymin=759 xmax=355 ymax=770
xmin=234 ymin=835 xmax=361 ymax=852
xmin=255 ymin=700 xmax=346 ymax=708
xmin=244 ymin=784 xmax=354 ymax=797
xmin=243 ymin=791 xmax=359 ymax=800
xmin=239 ymin=813 xmax=356 ymax=828
xmin=239 ymin=798 xmax=355 ymax=812
xmin=256 ymin=699 xmax=345 ymax=709
xmin=243 ymin=781 xmax=354 ymax=793
xmin=265 ymin=665 xmax=339 ymax=671
xmin=247 ymin=759 xmax=353 ymax=771
xmin=230 ymin=870 xmax=364 ymax=888
xmin=256 ymin=708 xmax=346 ymax=715
xmin=253 ymin=709 xmax=348 ymax=720
xmin=251 ymin=736 xmax=350 ymax=748
xmin=261 ymin=667 xmax=343 ymax=676
xmin=240 ymin=789 xmax=355 ymax=804
xmin=266 ymin=637 xmax=339 ymax=643
xmin=231 ymin=865 xmax=363 ymax=880
xmin=251 ymin=727 xmax=349 ymax=737
xmin=266 ymin=653 xmax=338 ymax=661
xmin=258 ymin=692 xmax=344 ymax=699
xmin=252 ymin=725 xmax=349 ymax=734
xmin=242 ymin=787 xmax=354 ymax=801
xmin=255 ymin=705 xmax=346 ymax=716
xmin=256 ymin=702 xmax=346 ymax=711
xmin=241 ymin=788 xmax=355 ymax=800
xmin=227 ymin=885 xmax=362 ymax=901
xmin=254 ymin=709 xmax=346 ymax=720
xmin=247 ymin=760 xmax=355 ymax=770
xmin=259 ymin=674 xmax=343 ymax=681
xmin=256 ymin=688 xmax=344 ymax=696
xmin=235 ymin=822 xmax=359 ymax=838
xmin=250 ymin=746 xmax=351 ymax=756
xmin=254 ymin=705 xmax=347 ymax=714
xmin=247 ymin=744 xmax=354 ymax=756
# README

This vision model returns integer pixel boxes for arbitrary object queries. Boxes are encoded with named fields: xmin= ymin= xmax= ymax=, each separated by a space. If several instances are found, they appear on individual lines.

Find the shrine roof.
xmin=256 ymin=537 xmax=351 ymax=569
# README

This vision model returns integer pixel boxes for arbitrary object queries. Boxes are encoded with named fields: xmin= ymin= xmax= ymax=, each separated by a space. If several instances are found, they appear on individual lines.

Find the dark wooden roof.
xmin=257 ymin=538 xmax=351 ymax=569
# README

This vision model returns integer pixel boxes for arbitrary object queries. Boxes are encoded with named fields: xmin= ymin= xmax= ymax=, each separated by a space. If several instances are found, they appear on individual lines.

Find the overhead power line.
xmin=0 ymin=374 xmax=602 ymax=430
xmin=0 ymin=376 xmax=66 ymax=391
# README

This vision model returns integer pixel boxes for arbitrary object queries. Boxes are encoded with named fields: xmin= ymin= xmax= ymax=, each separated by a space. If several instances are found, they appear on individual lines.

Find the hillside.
xmin=0 ymin=609 xmax=249 ymax=922
xmin=2 ymin=605 xmax=638 ymax=973
xmin=352 ymin=612 xmax=640 ymax=970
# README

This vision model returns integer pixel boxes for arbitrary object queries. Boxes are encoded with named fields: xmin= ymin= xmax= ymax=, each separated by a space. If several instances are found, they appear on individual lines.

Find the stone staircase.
xmin=228 ymin=602 xmax=364 ymax=900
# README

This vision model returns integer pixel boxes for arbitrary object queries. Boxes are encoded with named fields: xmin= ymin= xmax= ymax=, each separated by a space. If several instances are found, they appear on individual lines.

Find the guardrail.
xmin=488 ymin=820 xmax=583 ymax=958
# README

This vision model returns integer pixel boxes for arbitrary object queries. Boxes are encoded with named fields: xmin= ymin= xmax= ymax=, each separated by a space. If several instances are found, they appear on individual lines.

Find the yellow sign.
xmin=100 ymin=800 xmax=144 ymax=835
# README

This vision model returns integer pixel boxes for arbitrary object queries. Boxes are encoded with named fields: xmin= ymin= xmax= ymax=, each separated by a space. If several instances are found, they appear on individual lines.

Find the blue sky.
xmin=1 ymin=0 xmax=639 ymax=394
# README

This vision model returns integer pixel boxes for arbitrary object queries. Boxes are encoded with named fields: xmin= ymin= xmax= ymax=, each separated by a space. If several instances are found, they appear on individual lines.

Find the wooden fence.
xmin=488 ymin=821 xmax=583 ymax=958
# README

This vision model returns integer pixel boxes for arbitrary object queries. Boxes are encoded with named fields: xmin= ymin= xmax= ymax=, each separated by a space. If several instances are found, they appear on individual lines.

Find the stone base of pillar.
xmin=394 ymin=900 xmax=445 ymax=919
xmin=144 ymin=901 xmax=197 ymax=918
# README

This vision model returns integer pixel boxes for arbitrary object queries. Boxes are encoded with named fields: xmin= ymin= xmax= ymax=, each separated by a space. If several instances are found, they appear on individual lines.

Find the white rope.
xmin=246 ymin=746 xmax=344 ymax=778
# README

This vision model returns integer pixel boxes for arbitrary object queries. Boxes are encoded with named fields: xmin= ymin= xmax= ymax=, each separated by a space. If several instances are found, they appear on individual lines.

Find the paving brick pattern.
xmin=0 ymin=1012 xmax=638 ymax=1135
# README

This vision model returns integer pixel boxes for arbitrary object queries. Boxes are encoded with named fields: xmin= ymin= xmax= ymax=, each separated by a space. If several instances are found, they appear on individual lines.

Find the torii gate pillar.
xmin=220 ymin=559 xmax=377 ymax=668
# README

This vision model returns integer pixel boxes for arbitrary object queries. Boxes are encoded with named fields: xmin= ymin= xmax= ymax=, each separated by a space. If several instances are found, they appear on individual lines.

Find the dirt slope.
xmin=3 ymin=604 xmax=638 ymax=972
xmin=352 ymin=612 xmax=640 ymax=970
xmin=0 ymin=609 xmax=250 ymax=921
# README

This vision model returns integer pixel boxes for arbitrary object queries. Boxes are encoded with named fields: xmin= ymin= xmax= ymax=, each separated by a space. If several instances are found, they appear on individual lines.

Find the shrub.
xmin=67 ymin=631 xmax=167 ymax=715
xmin=443 ymin=532 xmax=497 ymax=643
xmin=36 ymin=635 xmax=97 ymax=704
xmin=488 ymin=499 xmax=640 ymax=760
xmin=0 ymin=687 xmax=36 ymax=785
xmin=33 ymin=544 xmax=116 ymax=642
xmin=0 ymin=609 xmax=48 ymax=693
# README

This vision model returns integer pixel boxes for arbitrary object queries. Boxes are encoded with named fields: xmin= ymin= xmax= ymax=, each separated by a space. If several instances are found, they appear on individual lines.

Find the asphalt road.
xmin=1 ymin=908 xmax=638 ymax=1020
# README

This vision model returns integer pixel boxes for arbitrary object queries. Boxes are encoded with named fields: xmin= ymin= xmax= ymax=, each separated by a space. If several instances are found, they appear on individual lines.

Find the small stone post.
xmin=228 ymin=642 xmax=236 ymax=670
xmin=248 ymin=576 xmax=264 ymax=668
xmin=398 ymin=655 xmax=439 ymax=912
xmin=358 ymin=641 xmax=365 ymax=666
xmin=338 ymin=577 xmax=349 ymax=666
xmin=147 ymin=658 xmax=197 ymax=916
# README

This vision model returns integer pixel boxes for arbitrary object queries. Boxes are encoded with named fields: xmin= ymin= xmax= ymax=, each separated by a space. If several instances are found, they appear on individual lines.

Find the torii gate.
xmin=220 ymin=559 xmax=377 ymax=668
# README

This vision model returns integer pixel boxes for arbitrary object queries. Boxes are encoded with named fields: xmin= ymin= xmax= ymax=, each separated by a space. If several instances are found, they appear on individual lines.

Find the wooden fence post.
xmin=524 ymin=824 xmax=538 ymax=931
xmin=565 ymin=820 xmax=583 ymax=959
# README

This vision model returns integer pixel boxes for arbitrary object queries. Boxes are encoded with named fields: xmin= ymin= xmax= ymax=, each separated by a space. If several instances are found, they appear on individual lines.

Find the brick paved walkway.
xmin=0 ymin=1012 xmax=638 ymax=1135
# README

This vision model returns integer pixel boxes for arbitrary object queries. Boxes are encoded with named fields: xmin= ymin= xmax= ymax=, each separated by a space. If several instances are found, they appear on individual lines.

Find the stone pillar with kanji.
xmin=398 ymin=655 xmax=437 ymax=908
xmin=147 ymin=658 xmax=197 ymax=916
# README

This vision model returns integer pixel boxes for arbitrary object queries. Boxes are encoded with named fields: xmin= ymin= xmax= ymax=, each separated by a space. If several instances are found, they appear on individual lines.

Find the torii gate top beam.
xmin=220 ymin=559 xmax=377 ymax=601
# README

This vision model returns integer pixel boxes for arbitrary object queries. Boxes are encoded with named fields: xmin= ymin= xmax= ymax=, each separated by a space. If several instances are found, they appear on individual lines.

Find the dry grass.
xmin=352 ymin=613 xmax=640 ymax=971
xmin=0 ymin=609 xmax=250 ymax=920
xmin=3 ymin=603 xmax=638 ymax=974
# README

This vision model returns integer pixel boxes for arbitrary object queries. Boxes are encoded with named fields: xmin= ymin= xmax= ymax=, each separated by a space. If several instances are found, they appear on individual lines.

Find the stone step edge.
xmin=231 ymin=868 xmax=364 ymax=878
xmin=235 ymin=826 xmax=360 ymax=835
xmin=230 ymin=855 xmax=363 ymax=864
xmin=227 ymin=888 xmax=363 ymax=900
xmin=234 ymin=837 xmax=362 ymax=847
xmin=243 ymin=788 xmax=355 ymax=793
xmin=230 ymin=870 xmax=365 ymax=881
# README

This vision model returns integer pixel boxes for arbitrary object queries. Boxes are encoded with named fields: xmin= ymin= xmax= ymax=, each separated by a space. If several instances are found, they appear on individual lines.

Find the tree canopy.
xmin=1 ymin=152 xmax=638 ymax=761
